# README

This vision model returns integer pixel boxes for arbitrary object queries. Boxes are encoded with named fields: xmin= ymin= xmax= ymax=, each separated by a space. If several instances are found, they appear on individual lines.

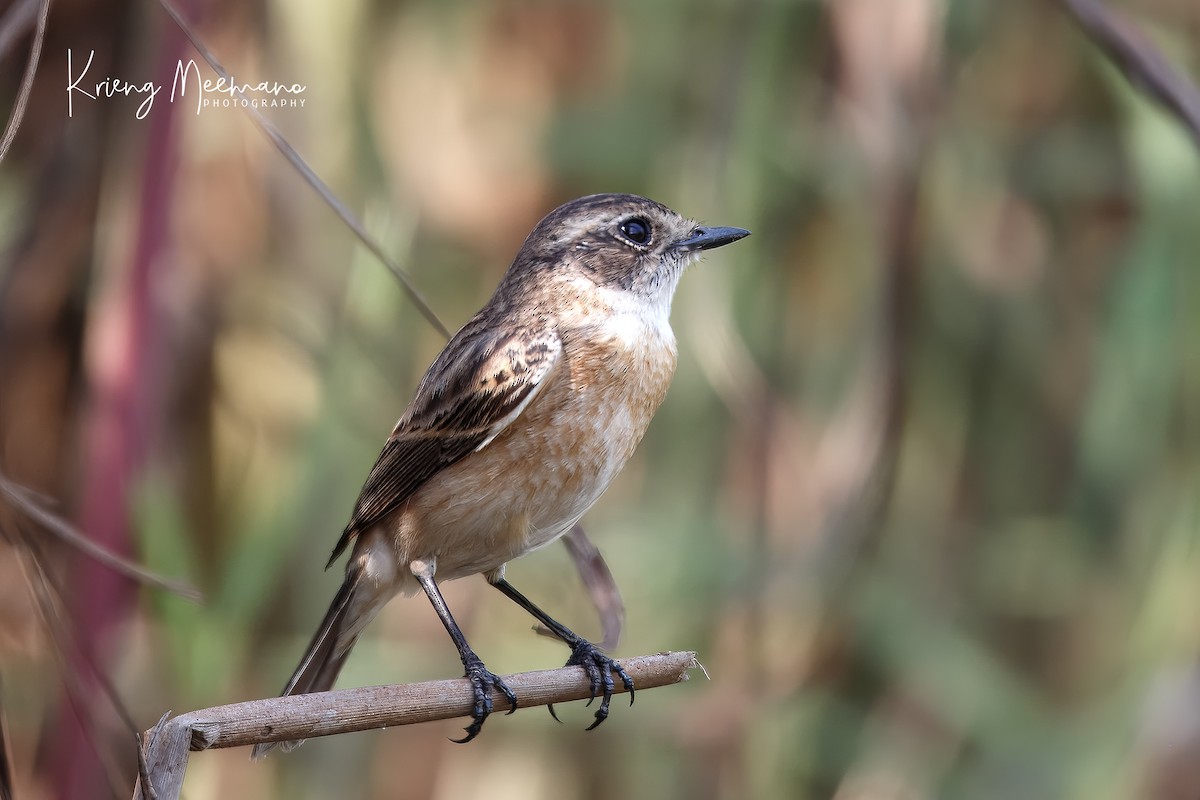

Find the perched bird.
xmin=254 ymin=193 xmax=748 ymax=756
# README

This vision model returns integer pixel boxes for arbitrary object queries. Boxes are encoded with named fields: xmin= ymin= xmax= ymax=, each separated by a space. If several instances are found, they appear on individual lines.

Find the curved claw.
xmin=452 ymin=656 xmax=517 ymax=744
xmin=564 ymin=640 xmax=634 ymax=731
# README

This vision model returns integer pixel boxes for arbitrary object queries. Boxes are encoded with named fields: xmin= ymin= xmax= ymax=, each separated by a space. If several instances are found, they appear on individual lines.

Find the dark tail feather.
xmin=252 ymin=569 xmax=362 ymax=759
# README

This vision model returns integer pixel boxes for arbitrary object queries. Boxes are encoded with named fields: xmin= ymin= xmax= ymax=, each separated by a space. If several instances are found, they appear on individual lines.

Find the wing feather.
xmin=327 ymin=321 xmax=561 ymax=565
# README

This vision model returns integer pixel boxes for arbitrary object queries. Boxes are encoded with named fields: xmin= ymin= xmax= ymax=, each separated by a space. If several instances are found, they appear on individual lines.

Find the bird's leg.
xmin=488 ymin=574 xmax=634 ymax=730
xmin=411 ymin=559 xmax=516 ymax=743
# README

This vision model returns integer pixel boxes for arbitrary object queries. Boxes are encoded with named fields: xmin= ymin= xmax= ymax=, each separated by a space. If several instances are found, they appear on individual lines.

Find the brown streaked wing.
xmin=327 ymin=323 xmax=562 ymax=566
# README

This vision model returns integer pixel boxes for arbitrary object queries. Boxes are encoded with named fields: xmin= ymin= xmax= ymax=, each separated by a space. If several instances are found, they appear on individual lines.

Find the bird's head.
xmin=506 ymin=193 xmax=750 ymax=313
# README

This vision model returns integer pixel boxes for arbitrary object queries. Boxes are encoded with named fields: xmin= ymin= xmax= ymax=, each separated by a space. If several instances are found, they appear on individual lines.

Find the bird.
xmin=253 ymin=193 xmax=749 ymax=756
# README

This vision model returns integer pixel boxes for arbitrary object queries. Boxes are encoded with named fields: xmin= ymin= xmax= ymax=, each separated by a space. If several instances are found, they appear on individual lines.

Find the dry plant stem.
xmin=155 ymin=0 xmax=450 ymax=338
xmin=0 ymin=476 xmax=203 ymax=602
xmin=557 ymin=524 xmax=625 ymax=651
xmin=184 ymin=651 xmax=688 ymax=750
xmin=15 ymin=534 xmax=136 ymax=797
xmin=0 ymin=0 xmax=48 ymax=163
xmin=0 ymin=675 xmax=12 ymax=800
xmin=1057 ymin=0 xmax=1200 ymax=146
xmin=134 ymin=651 xmax=697 ymax=800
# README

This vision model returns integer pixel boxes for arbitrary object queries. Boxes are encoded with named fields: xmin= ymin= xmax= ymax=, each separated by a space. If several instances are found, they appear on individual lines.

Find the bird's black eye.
xmin=619 ymin=218 xmax=651 ymax=246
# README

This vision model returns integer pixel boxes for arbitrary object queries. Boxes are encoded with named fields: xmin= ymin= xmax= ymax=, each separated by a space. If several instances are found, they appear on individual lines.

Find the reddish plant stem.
xmin=51 ymin=6 xmax=196 ymax=796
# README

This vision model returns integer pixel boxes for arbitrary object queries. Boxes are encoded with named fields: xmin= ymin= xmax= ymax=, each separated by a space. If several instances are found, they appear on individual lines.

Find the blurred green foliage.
xmin=4 ymin=0 xmax=1200 ymax=798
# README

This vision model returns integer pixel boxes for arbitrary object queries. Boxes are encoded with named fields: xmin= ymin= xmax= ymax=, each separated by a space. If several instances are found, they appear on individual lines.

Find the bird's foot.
xmin=564 ymin=639 xmax=634 ymax=730
xmin=452 ymin=653 xmax=517 ymax=743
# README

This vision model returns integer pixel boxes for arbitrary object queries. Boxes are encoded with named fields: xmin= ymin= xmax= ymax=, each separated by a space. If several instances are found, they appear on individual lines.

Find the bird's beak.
xmin=673 ymin=225 xmax=751 ymax=253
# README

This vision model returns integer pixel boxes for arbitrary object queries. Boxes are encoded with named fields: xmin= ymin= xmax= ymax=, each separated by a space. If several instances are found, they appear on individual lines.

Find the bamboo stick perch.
xmin=134 ymin=650 xmax=699 ymax=800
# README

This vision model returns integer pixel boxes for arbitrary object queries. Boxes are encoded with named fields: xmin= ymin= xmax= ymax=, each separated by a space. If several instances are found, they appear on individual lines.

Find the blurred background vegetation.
xmin=2 ymin=0 xmax=1200 ymax=797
